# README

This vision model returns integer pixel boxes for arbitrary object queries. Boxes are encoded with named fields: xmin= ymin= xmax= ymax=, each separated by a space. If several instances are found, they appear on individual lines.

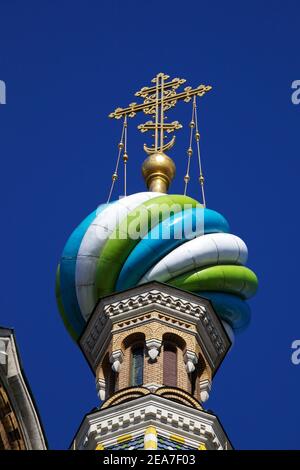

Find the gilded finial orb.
xmin=142 ymin=152 xmax=176 ymax=193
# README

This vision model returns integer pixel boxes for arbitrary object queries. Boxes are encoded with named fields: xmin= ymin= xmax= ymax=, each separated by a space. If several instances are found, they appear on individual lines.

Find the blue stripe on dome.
xmin=196 ymin=291 xmax=251 ymax=332
xmin=59 ymin=205 xmax=106 ymax=337
xmin=116 ymin=207 xmax=229 ymax=292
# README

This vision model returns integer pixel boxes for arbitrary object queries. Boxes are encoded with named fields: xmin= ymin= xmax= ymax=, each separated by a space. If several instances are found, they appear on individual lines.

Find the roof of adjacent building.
xmin=0 ymin=326 xmax=47 ymax=450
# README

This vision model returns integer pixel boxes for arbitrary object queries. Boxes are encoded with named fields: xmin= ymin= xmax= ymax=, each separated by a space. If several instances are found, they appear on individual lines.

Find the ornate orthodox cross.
xmin=109 ymin=72 xmax=212 ymax=155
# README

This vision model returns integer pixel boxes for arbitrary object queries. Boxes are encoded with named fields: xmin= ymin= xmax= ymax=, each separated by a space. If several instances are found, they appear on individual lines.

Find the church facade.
xmin=57 ymin=73 xmax=258 ymax=451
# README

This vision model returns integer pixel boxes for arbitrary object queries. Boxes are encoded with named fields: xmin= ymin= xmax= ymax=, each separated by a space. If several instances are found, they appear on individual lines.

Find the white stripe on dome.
xmin=139 ymin=233 xmax=248 ymax=284
xmin=76 ymin=192 xmax=161 ymax=319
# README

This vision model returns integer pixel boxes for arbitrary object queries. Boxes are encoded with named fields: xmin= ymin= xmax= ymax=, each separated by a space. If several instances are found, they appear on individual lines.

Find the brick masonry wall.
xmin=95 ymin=309 xmax=212 ymax=402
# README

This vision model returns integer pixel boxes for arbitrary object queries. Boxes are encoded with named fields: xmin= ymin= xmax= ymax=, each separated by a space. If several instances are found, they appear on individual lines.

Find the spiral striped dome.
xmin=56 ymin=192 xmax=258 ymax=341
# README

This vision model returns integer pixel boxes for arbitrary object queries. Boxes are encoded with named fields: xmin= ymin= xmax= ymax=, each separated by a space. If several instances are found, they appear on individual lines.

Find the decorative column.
xmin=200 ymin=379 xmax=212 ymax=403
xmin=144 ymin=426 xmax=157 ymax=450
xmin=96 ymin=378 xmax=106 ymax=401
xmin=109 ymin=350 xmax=124 ymax=373
xmin=184 ymin=350 xmax=198 ymax=373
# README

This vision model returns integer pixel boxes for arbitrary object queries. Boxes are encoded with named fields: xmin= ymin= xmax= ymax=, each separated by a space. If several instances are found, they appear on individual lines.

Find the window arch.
xmin=163 ymin=343 xmax=177 ymax=387
xmin=130 ymin=345 xmax=144 ymax=386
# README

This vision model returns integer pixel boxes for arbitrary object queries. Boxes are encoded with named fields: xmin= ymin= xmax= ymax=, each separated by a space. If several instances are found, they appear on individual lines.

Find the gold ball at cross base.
xmin=142 ymin=152 xmax=176 ymax=193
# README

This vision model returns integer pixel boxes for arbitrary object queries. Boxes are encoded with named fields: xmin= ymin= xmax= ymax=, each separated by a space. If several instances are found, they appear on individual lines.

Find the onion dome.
xmin=56 ymin=73 xmax=259 ymax=342
xmin=56 ymin=191 xmax=258 ymax=341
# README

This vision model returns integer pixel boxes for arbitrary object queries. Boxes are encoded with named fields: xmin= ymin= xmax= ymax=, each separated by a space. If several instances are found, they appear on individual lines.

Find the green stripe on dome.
xmin=95 ymin=194 xmax=202 ymax=298
xmin=168 ymin=265 xmax=258 ymax=299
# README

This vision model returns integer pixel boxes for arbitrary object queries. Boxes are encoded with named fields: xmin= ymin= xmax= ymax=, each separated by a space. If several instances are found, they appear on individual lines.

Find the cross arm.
xmin=109 ymin=84 xmax=212 ymax=119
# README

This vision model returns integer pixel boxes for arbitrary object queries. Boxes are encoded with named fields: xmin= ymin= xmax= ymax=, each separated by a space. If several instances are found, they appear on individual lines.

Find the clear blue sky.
xmin=0 ymin=0 xmax=299 ymax=449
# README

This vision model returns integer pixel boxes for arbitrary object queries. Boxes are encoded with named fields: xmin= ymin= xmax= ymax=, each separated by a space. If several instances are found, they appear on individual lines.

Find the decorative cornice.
xmin=80 ymin=283 xmax=230 ymax=374
xmin=104 ymin=290 xmax=208 ymax=322
xmin=71 ymin=393 xmax=232 ymax=450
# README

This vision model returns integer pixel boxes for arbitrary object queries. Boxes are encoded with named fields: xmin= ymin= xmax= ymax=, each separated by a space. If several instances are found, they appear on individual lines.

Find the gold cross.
xmin=109 ymin=72 xmax=212 ymax=154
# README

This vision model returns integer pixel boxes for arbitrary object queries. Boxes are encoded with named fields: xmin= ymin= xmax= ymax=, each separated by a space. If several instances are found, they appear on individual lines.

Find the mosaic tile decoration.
xmin=106 ymin=435 xmax=144 ymax=450
xmin=157 ymin=435 xmax=193 ymax=450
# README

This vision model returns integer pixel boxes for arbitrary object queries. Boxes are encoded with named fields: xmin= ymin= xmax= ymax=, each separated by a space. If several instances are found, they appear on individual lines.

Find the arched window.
xmin=163 ymin=343 xmax=177 ymax=387
xmin=190 ymin=368 xmax=197 ymax=396
xmin=130 ymin=346 xmax=144 ymax=386
xmin=105 ymin=368 xmax=116 ymax=398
